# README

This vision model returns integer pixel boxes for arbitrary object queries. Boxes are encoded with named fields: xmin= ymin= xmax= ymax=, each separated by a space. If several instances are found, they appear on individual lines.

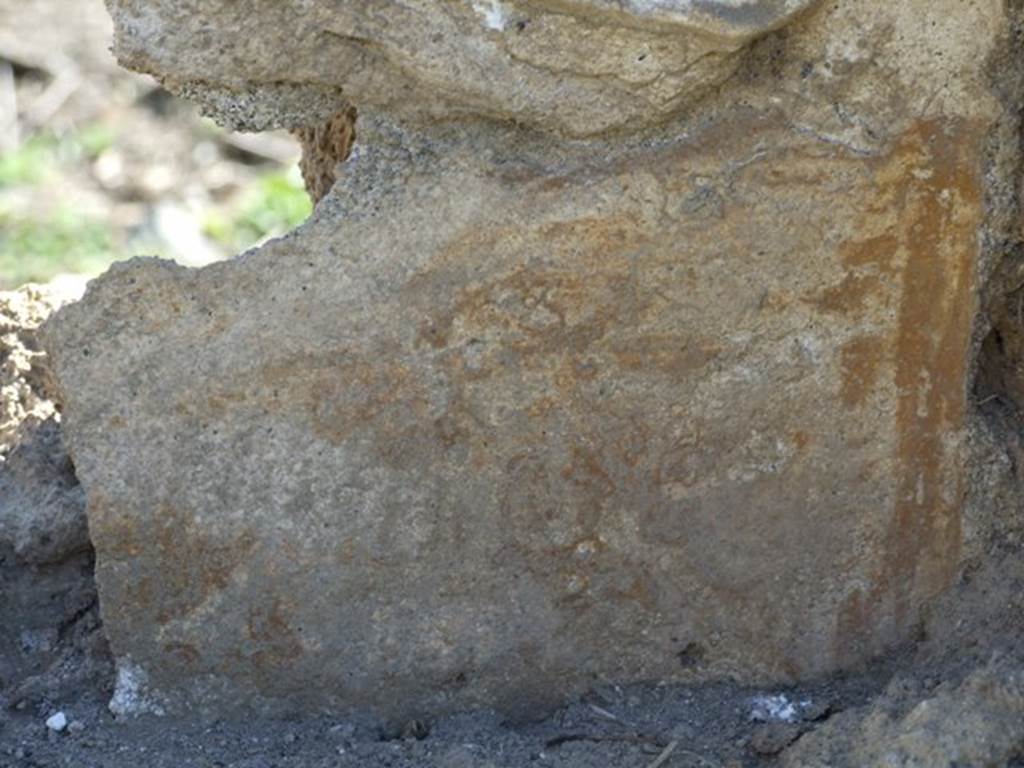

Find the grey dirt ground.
xmin=0 ymin=659 xmax=893 ymax=768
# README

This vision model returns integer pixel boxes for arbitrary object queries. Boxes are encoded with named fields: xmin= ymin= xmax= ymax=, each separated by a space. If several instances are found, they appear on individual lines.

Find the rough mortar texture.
xmin=1 ymin=286 xmax=69 ymax=457
xmin=46 ymin=0 xmax=1023 ymax=723
xmin=294 ymin=107 xmax=358 ymax=204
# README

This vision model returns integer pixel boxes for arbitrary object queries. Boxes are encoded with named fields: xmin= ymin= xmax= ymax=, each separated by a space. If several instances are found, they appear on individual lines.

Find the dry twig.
xmin=545 ymin=732 xmax=667 ymax=749
xmin=588 ymin=703 xmax=635 ymax=727
xmin=647 ymin=740 xmax=678 ymax=768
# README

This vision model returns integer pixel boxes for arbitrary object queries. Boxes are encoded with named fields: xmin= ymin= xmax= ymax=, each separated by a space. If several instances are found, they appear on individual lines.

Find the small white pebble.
xmin=45 ymin=712 xmax=68 ymax=732
xmin=749 ymin=694 xmax=798 ymax=722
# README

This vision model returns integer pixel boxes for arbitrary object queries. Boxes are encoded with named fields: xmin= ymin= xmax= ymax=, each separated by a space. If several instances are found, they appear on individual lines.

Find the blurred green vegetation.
xmin=0 ymin=123 xmax=310 ymax=291
xmin=0 ymin=208 xmax=116 ymax=288
xmin=0 ymin=134 xmax=56 ymax=188
xmin=0 ymin=124 xmax=116 ymax=188
xmin=0 ymin=127 xmax=121 ymax=288
xmin=202 ymin=166 xmax=311 ymax=254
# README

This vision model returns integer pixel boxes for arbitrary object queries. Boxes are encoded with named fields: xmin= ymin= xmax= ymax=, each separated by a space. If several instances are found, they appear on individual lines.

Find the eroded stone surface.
xmin=781 ymin=661 xmax=1024 ymax=767
xmin=1 ymin=285 xmax=89 ymax=565
xmin=45 ymin=0 xmax=1021 ymax=723
xmin=42 ymin=114 xmax=995 ymax=719
xmin=104 ymin=0 xmax=820 ymax=136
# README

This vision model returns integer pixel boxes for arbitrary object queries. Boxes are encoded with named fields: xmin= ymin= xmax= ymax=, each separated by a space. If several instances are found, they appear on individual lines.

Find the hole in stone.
xmin=677 ymin=642 xmax=706 ymax=669
xmin=976 ymin=254 xmax=1024 ymax=417
xmin=444 ymin=671 xmax=468 ymax=690
xmin=378 ymin=719 xmax=431 ymax=742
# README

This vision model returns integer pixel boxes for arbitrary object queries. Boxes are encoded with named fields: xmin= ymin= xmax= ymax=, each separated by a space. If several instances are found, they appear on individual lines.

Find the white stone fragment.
xmin=750 ymin=694 xmax=803 ymax=723
xmin=109 ymin=658 xmax=166 ymax=718
xmin=45 ymin=712 xmax=67 ymax=732
xmin=471 ymin=0 xmax=506 ymax=30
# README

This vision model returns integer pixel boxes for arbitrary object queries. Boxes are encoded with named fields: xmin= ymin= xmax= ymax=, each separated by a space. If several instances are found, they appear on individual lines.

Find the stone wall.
xmin=41 ymin=0 xmax=1024 ymax=722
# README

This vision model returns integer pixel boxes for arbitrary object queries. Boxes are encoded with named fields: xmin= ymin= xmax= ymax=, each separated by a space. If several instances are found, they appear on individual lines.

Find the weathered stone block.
xmin=44 ymin=0 xmax=1021 ymax=723
xmin=103 ymin=0 xmax=820 ymax=136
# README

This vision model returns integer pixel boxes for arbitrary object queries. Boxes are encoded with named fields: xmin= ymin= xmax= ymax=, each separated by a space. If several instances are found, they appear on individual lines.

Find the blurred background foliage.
xmin=202 ymin=168 xmax=311 ymax=256
xmin=0 ymin=0 xmax=312 ymax=291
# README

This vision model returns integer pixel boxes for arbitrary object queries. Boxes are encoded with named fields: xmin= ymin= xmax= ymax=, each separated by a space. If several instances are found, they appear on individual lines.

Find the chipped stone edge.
xmin=535 ymin=0 xmax=823 ymax=41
